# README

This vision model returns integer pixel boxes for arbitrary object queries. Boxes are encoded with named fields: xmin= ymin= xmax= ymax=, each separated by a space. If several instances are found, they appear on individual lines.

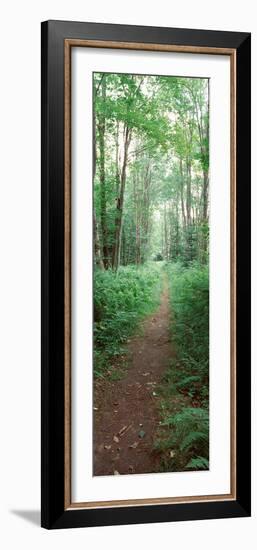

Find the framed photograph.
xmin=41 ymin=20 xmax=251 ymax=529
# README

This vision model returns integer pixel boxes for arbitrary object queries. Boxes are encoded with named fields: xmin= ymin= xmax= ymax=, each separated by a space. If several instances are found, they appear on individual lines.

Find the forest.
xmin=93 ymin=72 xmax=209 ymax=475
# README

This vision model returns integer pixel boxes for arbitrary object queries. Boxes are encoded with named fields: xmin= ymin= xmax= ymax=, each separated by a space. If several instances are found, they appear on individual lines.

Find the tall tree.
xmin=112 ymin=124 xmax=132 ymax=270
xmin=93 ymin=73 xmax=209 ymax=269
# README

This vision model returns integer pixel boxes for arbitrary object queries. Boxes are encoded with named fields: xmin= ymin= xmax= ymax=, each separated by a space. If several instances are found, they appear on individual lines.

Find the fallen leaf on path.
xmin=129 ymin=442 xmax=138 ymax=449
xmin=142 ymin=372 xmax=150 ymax=376
xmin=118 ymin=424 xmax=132 ymax=437
xmin=118 ymin=426 xmax=127 ymax=436
xmin=113 ymin=435 xmax=119 ymax=443
xmin=93 ymin=407 xmax=98 ymax=411
xmin=104 ymin=445 xmax=111 ymax=450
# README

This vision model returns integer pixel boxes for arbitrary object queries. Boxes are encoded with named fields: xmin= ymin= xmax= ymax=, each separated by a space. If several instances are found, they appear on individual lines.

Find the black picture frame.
xmin=41 ymin=20 xmax=251 ymax=529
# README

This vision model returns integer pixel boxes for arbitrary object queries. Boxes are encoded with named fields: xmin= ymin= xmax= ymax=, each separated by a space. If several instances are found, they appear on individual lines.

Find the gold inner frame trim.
xmin=64 ymin=38 xmax=237 ymax=510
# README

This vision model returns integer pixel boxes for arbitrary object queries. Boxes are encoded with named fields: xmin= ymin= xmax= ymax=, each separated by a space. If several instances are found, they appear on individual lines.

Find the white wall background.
xmin=0 ymin=0 xmax=255 ymax=547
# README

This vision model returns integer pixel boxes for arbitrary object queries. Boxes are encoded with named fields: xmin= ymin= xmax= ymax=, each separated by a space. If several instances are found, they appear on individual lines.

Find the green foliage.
xmin=93 ymin=71 xmax=210 ymax=473
xmin=94 ymin=263 xmax=162 ymax=376
xmin=155 ymin=262 xmax=209 ymax=471
xmin=186 ymin=456 xmax=209 ymax=470
xmin=153 ymin=253 xmax=163 ymax=262
xmin=93 ymin=72 xmax=209 ymax=270
xmin=164 ymin=407 xmax=209 ymax=456
xmin=167 ymin=262 xmax=209 ymax=403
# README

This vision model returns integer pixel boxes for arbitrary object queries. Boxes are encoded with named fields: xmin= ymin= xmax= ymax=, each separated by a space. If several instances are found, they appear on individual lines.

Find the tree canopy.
xmin=93 ymin=72 xmax=209 ymax=270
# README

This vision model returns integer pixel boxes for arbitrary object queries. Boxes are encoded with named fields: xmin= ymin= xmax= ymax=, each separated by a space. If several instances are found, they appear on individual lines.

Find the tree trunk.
xmin=98 ymin=76 xmax=109 ymax=269
xmin=202 ymin=170 xmax=209 ymax=222
xmin=186 ymin=158 xmax=192 ymax=227
xmin=93 ymin=210 xmax=104 ymax=269
xmin=141 ymin=162 xmax=151 ymax=263
xmin=115 ymin=120 xmax=120 ymax=195
xmin=93 ymin=79 xmax=104 ymax=270
xmin=112 ymin=126 xmax=131 ymax=271
xmin=179 ymin=158 xmax=186 ymax=228
xmin=202 ymin=81 xmax=209 ymax=223
xmin=135 ymin=186 xmax=141 ymax=265
xmin=164 ymin=202 xmax=168 ymax=260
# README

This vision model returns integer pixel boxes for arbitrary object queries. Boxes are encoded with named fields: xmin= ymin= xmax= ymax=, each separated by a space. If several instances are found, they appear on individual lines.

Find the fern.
xmin=166 ymin=262 xmax=209 ymax=404
xmin=164 ymin=407 xmax=208 ymax=428
xmin=186 ymin=456 xmax=209 ymax=470
xmin=155 ymin=262 xmax=209 ymax=472
xmin=180 ymin=431 xmax=208 ymax=453
xmin=94 ymin=263 xmax=162 ymax=375
xmin=160 ymin=407 xmax=209 ymax=469
xmin=175 ymin=375 xmax=201 ymax=390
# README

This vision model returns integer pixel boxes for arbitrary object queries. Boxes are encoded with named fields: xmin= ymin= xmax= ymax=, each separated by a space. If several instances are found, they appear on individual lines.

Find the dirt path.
xmin=93 ymin=275 xmax=173 ymax=476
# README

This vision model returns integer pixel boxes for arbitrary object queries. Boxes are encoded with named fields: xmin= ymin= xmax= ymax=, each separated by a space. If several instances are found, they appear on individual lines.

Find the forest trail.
xmin=94 ymin=274 xmax=174 ymax=476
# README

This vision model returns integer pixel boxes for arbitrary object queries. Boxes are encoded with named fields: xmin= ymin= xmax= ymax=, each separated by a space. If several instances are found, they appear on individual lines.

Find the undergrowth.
xmin=94 ymin=263 xmax=162 ymax=377
xmin=155 ymin=261 xmax=209 ymax=472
